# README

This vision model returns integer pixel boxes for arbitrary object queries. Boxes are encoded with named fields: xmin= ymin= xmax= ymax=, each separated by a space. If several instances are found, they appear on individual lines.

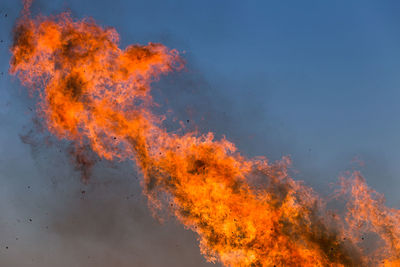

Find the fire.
xmin=10 ymin=2 xmax=400 ymax=266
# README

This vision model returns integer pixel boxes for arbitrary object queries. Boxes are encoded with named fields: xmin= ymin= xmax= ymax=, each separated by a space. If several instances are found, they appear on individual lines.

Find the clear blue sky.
xmin=1 ymin=1 xmax=400 ymax=266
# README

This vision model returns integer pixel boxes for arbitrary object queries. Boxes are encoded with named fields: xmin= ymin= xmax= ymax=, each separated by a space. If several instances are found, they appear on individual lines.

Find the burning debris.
xmin=9 ymin=1 xmax=400 ymax=266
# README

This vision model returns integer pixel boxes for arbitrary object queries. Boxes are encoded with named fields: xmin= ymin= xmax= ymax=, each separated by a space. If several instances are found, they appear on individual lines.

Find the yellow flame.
xmin=10 ymin=6 xmax=400 ymax=266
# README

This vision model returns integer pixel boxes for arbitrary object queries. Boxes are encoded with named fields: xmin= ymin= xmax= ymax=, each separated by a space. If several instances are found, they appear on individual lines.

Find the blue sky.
xmin=1 ymin=1 xmax=400 ymax=266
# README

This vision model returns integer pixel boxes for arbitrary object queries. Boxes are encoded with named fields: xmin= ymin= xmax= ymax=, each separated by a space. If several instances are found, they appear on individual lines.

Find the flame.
xmin=10 ymin=3 xmax=400 ymax=266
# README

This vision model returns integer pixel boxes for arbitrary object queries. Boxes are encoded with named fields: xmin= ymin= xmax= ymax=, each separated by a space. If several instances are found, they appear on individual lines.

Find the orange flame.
xmin=10 ymin=4 xmax=400 ymax=266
